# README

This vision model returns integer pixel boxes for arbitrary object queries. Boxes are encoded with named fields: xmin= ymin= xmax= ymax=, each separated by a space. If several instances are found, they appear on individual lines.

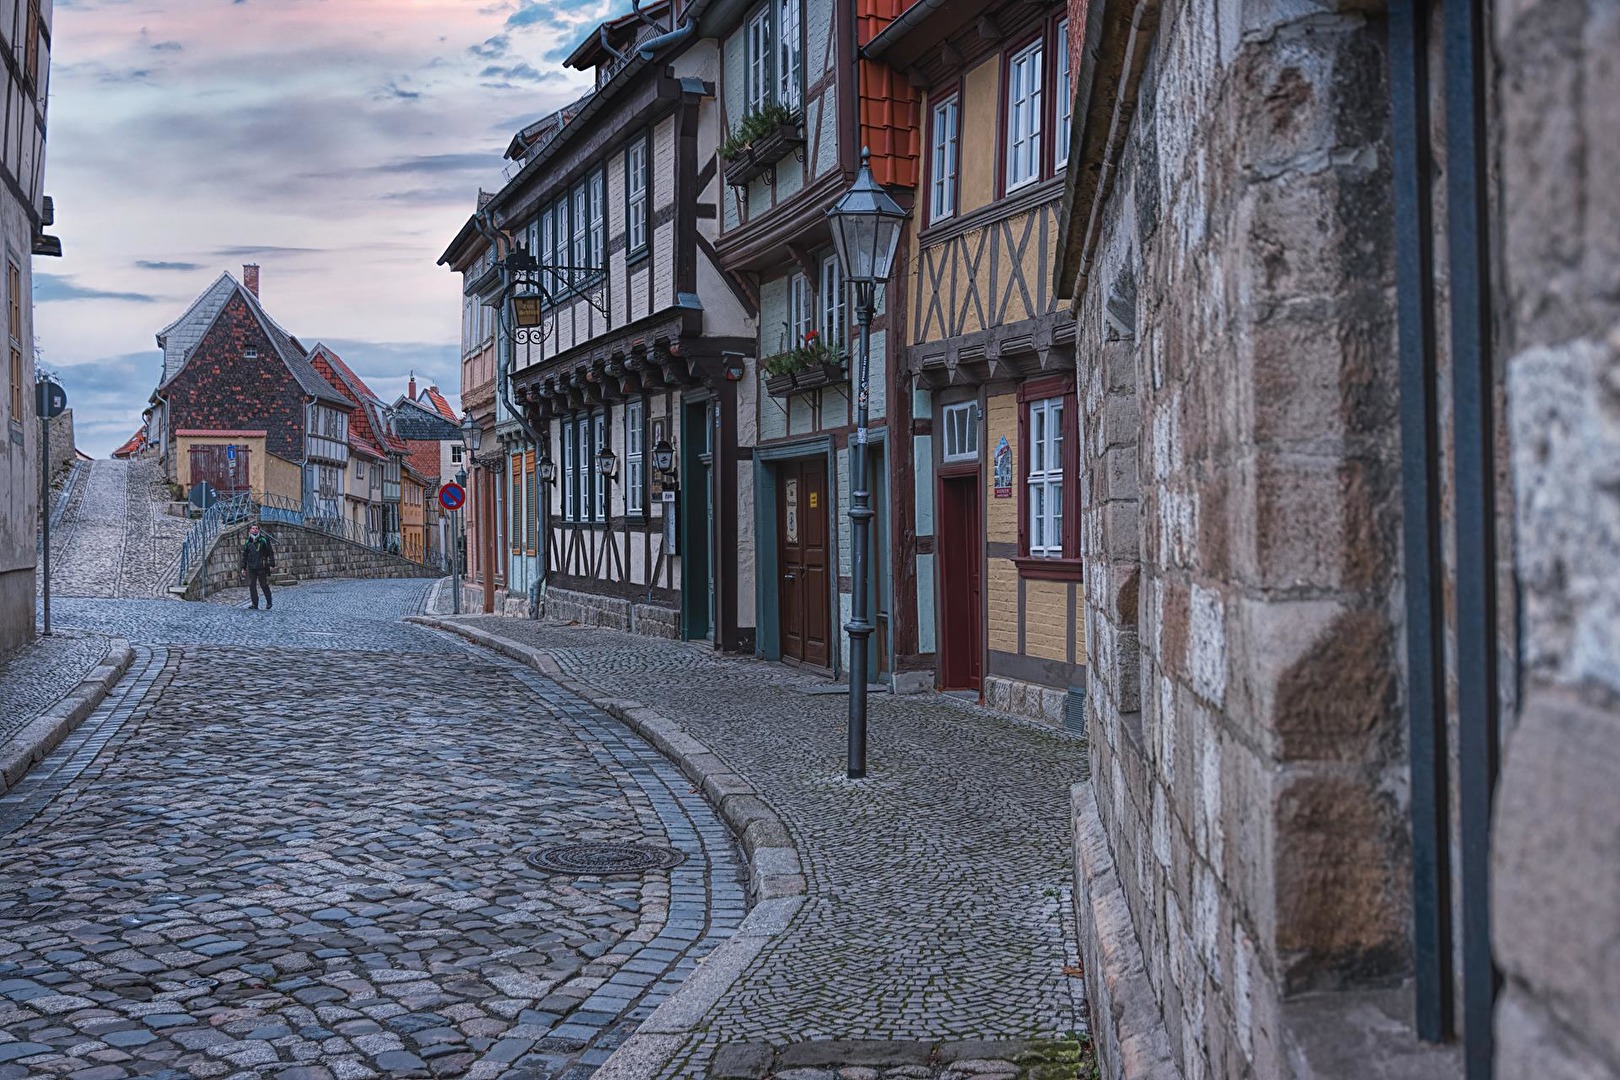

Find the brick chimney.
xmin=408 ymin=372 xmax=417 ymax=399
xmin=243 ymin=263 xmax=260 ymax=298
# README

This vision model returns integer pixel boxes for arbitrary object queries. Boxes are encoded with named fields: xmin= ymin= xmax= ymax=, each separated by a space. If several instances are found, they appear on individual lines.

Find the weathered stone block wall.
xmin=1071 ymin=0 xmax=1417 ymax=1075
xmin=545 ymin=585 xmax=680 ymax=641
xmin=1492 ymin=1 xmax=1620 ymax=1075
xmin=47 ymin=411 xmax=75 ymax=477
xmin=189 ymin=523 xmax=439 ymax=599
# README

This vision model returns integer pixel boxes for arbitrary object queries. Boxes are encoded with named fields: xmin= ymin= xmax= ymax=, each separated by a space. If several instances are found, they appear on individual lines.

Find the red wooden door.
xmin=188 ymin=444 xmax=251 ymax=496
xmin=938 ymin=474 xmax=983 ymax=690
xmin=779 ymin=458 xmax=831 ymax=668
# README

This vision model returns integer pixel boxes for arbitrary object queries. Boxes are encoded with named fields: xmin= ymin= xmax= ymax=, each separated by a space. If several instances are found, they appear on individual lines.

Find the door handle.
xmin=783 ymin=572 xmax=796 ymax=580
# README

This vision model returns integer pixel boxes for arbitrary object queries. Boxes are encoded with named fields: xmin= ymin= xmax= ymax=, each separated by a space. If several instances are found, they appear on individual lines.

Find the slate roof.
xmin=392 ymin=398 xmax=461 ymax=441
xmin=156 ymin=272 xmax=347 ymax=406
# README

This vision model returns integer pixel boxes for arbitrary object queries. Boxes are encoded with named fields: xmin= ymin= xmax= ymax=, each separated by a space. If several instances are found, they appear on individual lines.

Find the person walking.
xmin=240 ymin=523 xmax=277 ymax=610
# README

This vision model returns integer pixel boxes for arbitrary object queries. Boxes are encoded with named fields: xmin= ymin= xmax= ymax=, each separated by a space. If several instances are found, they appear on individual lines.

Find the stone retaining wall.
xmin=544 ymin=585 xmax=680 ymax=640
xmin=187 ymin=522 xmax=439 ymax=600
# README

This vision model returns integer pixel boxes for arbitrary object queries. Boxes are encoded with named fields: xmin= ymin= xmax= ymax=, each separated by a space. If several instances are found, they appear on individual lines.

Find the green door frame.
xmin=680 ymin=395 xmax=714 ymax=641
xmin=754 ymin=436 xmax=837 ymax=669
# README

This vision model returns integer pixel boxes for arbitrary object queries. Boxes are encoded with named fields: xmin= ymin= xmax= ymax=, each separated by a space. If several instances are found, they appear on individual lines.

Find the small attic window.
xmin=244 ymin=347 xmax=258 ymax=359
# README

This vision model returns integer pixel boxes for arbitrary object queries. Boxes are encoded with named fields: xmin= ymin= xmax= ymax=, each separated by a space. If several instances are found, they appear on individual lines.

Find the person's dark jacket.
xmin=241 ymin=533 xmax=276 ymax=572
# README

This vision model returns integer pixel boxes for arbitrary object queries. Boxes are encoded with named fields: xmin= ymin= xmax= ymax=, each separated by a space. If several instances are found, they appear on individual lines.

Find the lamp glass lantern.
xmin=596 ymin=446 xmax=618 ymax=479
xmin=826 ymin=148 xmax=908 ymax=295
xmin=460 ymin=413 xmax=483 ymax=453
xmin=651 ymin=438 xmax=676 ymax=475
xmin=539 ymin=457 xmax=556 ymax=483
xmin=512 ymin=286 xmax=543 ymax=329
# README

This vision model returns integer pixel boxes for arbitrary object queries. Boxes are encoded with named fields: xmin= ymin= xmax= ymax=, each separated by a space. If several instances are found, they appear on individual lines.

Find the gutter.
xmin=860 ymin=0 xmax=949 ymax=63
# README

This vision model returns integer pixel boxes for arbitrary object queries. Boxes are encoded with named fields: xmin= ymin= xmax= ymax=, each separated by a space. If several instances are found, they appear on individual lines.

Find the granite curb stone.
xmin=0 ymin=638 xmax=134 ymax=796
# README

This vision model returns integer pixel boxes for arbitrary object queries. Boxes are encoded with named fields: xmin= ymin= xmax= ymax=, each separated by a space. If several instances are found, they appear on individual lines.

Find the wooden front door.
xmin=938 ymin=473 xmax=983 ymax=690
xmin=778 ymin=458 xmax=831 ymax=668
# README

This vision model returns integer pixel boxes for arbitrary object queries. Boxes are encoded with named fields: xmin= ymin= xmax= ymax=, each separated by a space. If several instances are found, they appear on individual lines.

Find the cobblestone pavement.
xmin=0 ymin=629 xmax=112 ymax=750
xmin=44 ymin=459 xmax=191 ymax=599
xmin=0 ymin=580 xmax=743 ymax=1078
xmin=445 ymin=618 xmax=1089 ymax=1075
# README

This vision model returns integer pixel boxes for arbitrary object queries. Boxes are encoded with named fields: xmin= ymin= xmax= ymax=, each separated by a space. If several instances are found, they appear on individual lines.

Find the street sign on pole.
xmin=226 ymin=444 xmax=236 ymax=462
xmin=438 ymin=482 xmax=466 ymax=512
xmin=35 ymin=378 xmax=66 ymax=420
xmin=35 ymin=378 xmax=66 ymax=637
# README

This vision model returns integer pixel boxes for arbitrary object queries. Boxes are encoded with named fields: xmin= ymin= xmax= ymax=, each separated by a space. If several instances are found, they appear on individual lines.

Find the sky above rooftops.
xmin=35 ymin=0 xmax=607 ymax=457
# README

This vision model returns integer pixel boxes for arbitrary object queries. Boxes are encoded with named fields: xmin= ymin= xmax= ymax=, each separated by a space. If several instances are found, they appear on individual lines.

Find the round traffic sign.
xmin=438 ymin=482 xmax=466 ymax=511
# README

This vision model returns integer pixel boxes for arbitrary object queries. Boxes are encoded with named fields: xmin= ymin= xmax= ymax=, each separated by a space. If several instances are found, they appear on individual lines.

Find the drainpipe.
xmin=637 ymin=18 xmax=693 ymax=60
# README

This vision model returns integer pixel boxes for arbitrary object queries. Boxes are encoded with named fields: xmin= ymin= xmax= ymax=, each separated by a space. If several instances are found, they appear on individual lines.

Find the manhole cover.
xmin=525 ymin=842 xmax=685 ymax=875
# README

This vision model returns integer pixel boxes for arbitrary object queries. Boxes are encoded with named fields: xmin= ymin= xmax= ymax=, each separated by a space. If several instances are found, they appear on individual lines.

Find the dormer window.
xmin=244 ymin=347 xmax=258 ymax=359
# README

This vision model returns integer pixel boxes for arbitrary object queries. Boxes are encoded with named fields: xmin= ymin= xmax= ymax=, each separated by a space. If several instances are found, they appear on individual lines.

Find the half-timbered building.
xmin=484 ymin=7 xmax=757 ymax=648
xmin=867 ymin=0 xmax=1081 ymax=722
xmin=710 ymin=0 xmax=925 ymax=682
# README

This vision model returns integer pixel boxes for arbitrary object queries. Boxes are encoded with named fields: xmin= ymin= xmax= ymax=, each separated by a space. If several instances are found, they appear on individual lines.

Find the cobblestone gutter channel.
xmin=0 ymin=634 xmax=134 ymax=798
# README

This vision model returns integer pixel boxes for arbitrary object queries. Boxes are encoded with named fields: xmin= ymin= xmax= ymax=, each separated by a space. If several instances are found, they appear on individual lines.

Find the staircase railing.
xmin=174 ymin=494 xmax=255 ymax=587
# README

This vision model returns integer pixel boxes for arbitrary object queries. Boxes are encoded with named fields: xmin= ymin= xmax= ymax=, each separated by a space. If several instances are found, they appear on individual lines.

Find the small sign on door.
xmin=785 ymin=478 xmax=800 ymax=543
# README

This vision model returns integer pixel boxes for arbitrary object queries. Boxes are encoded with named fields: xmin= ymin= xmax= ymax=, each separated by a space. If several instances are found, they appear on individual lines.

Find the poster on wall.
xmin=993 ymin=436 xmax=1013 ymax=498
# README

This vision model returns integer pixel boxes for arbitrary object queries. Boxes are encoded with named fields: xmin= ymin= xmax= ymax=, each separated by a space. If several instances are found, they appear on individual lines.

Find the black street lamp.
xmin=826 ymin=146 xmax=908 ymax=780
xmin=539 ymin=457 xmax=557 ymax=484
xmin=651 ymin=438 xmax=676 ymax=480
xmin=452 ymin=415 xmax=482 ymax=616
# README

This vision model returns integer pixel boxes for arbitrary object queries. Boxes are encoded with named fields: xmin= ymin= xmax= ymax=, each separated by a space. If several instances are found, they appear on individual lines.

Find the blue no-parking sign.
xmin=438 ymin=482 xmax=466 ymax=512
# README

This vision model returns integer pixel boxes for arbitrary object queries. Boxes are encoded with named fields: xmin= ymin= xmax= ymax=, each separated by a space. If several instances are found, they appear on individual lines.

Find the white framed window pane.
xmin=747 ymin=9 xmax=771 ymax=111
xmin=778 ymin=0 xmax=801 ymax=110
xmin=589 ymin=169 xmax=605 ymax=272
xmin=626 ymin=401 xmax=644 ymax=514
xmin=1055 ymin=21 xmax=1072 ymax=165
xmin=931 ymin=97 xmax=958 ymax=221
xmin=561 ymin=421 xmax=575 ymax=521
xmin=1007 ymin=42 xmax=1043 ymax=188
xmin=572 ymin=185 xmax=588 ymax=283
xmin=789 ymin=273 xmax=812 ymax=344
xmin=819 ymin=256 xmax=846 ymax=344
xmin=593 ymin=413 xmax=606 ymax=521
xmin=941 ymin=402 xmax=977 ymax=462
xmin=1027 ymin=397 xmax=1065 ymax=556
xmin=626 ymin=139 xmax=648 ymax=252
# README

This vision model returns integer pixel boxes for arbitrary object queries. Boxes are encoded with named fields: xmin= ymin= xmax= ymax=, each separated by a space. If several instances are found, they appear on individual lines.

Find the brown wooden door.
xmin=189 ymin=444 xmax=251 ymax=496
xmin=938 ymin=473 xmax=983 ymax=690
xmin=778 ymin=458 xmax=831 ymax=668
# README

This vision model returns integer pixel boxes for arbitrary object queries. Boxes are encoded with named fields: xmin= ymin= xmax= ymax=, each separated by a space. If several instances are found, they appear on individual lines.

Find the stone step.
xmin=270 ymin=575 xmax=299 ymax=586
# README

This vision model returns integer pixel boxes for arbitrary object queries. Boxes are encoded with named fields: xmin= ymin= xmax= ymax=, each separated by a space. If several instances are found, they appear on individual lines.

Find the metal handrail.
xmin=174 ymin=492 xmax=445 ymax=588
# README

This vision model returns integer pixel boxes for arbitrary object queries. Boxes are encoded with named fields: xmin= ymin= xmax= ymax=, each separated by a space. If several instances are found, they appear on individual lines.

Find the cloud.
xmin=375 ymin=153 xmax=493 ymax=176
xmin=150 ymin=40 xmax=183 ymax=52
xmin=210 ymin=245 xmax=324 ymax=258
xmin=378 ymin=77 xmax=421 ymax=101
xmin=135 ymin=260 xmax=202 ymax=271
xmin=479 ymin=62 xmax=548 ymax=84
xmin=468 ymin=33 xmax=508 ymax=59
xmin=35 ymin=274 xmax=159 ymax=304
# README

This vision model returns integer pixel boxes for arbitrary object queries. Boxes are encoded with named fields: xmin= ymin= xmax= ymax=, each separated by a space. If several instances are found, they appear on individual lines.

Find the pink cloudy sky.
xmin=35 ymin=0 xmax=607 ymax=456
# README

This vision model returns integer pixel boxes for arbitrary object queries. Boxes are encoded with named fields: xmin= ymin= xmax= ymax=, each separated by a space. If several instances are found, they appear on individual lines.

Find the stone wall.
xmin=543 ymin=585 xmax=680 ymax=640
xmin=1066 ymin=0 xmax=1451 ymax=1075
xmin=47 ymin=411 xmax=75 ymax=478
xmin=188 ymin=522 xmax=439 ymax=600
xmin=1491 ymin=1 xmax=1620 ymax=1075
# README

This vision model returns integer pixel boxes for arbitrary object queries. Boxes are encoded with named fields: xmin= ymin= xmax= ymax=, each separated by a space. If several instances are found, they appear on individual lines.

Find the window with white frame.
xmin=561 ymin=419 xmax=576 ymax=521
xmin=572 ymin=183 xmax=589 ymax=284
xmin=1006 ymin=41 xmax=1043 ymax=189
xmin=941 ymin=402 xmax=978 ymax=463
xmin=1027 ymin=396 xmax=1064 ymax=557
xmin=788 ymin=272 xmax=813 ymax=346
xmin=451 ymin=443 xmax=463 ymax=464
xmin=777 ymin=0 xmax=802 ymax=110
xmin=625 ymin=400 xmax=645 ymax=515
xmin=626 ymin=136 xmax=649 ymax=255
xmin=746 ymin=8 xmax=772 ymax=111
xmin=356 ymin=459 xmax=365 ymax=480
xmin=1055 ymin=20 xmax=1072 ymax=166
xmin=819 ymin=255 xmax=846 ymax=346
xmin=588 ymin=170 xmax=605 ymax=272
xmin=592 ymin=412 xmax=607 ymax=522
xmin=931 ymin=95 xmax=959 ymax=222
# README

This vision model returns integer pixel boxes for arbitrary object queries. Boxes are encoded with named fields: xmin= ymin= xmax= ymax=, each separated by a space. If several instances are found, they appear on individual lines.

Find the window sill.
xmin=626 ymin=246 xmax=650 ymax=267
xmin=1015 ymin=556 xmax=1082 ymax=582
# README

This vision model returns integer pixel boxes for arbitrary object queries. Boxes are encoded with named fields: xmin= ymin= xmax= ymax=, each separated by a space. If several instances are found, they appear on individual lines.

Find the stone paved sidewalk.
xmin=435 ymin=617 xmax=1091 ymax=1078
xmin=44 ymin=458 xmax=191 ymax=600
xmin=0 ymin=630 xmax=111 ymax=751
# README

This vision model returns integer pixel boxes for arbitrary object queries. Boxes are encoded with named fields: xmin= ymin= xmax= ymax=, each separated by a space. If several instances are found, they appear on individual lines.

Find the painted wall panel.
xmin=913 ymin=434 xmax=934 ymax=536
xmin=984 ymin=391 xmax=1018 ymax=541
xmin=986 ymin=556 xmax=1019 ymax=652
xmin=916 ymin=551 xmax=936 ymax=654
xmin=960 ymin=57 xmax=999 ymax=216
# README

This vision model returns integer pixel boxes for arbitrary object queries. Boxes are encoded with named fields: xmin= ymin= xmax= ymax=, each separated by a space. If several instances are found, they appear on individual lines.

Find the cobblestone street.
xmin=1 ymin=581 xmax=745 ymax=1079
xmin=43 ymin=459 xmax=191 ymax=600
xmin=426 ymin=616 xmax=1090 ymax=1079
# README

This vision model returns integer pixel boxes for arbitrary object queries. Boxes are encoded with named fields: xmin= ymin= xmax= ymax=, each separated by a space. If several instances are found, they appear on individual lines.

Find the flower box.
xmin=722 ymin=123 xmax=804 ymax=187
